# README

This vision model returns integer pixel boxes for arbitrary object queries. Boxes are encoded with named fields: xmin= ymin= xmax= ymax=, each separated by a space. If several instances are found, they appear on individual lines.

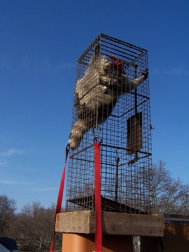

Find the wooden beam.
xmin=56 ymin=210 xmax=164 ymax=237
xmin=56 ymin=210 xmax=93 ymax=234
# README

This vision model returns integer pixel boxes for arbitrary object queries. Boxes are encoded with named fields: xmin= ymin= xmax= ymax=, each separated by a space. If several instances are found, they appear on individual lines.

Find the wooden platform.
xmin=56 ymin=210 xmax=164 ymax=237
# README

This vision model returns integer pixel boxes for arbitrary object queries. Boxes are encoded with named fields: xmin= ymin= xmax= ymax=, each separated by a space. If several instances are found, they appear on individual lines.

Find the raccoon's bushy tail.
xmin=69 ymin=119 xmax=88 ymax=149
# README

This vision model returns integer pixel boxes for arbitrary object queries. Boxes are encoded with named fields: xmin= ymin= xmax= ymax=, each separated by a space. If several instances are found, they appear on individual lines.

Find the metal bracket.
xmin=92 ymin=127 xmax=102 ymax=143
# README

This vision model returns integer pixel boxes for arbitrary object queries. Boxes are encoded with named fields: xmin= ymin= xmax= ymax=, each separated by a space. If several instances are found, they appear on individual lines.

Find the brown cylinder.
xmin=62 ymin=233 xmax=133 ymax=252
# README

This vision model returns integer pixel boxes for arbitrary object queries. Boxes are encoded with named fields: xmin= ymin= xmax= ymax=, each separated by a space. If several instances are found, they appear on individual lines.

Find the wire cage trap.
xmin=65 ymin=33 xmax=153 ymax=214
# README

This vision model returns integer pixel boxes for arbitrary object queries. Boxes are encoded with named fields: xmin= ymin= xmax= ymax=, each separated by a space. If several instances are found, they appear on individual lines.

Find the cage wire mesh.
xmin=66 ymin=34 xmax=153 ymax=214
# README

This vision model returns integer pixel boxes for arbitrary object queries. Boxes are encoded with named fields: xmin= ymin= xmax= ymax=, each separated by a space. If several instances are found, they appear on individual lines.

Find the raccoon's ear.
xmin=89 ymin=44 xmax=101 ymax=65
xmin=89 ymin=54 xmax=97 ymax=65
xmin=95 ymin=44 xmax=100 ymax=56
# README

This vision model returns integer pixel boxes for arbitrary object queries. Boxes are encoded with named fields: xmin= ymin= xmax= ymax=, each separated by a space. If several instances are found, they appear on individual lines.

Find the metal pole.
xmin=115 ymin=150 xmax=120 ymax=202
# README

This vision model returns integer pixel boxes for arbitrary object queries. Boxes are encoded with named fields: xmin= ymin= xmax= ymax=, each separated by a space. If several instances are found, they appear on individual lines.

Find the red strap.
xmin=49 ymin=147 xmax=69 ymax=252
xmin=94 ymin=142 xmax=102 ymax=252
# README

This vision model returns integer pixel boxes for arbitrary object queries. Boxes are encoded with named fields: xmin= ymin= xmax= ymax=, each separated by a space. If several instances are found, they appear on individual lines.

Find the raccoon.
xmin=69 ymin=55 xmax=148 ymax=149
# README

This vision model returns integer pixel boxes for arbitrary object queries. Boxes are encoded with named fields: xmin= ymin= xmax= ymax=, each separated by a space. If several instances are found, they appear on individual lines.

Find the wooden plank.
xmin=103 ymin=212 xmax=164 ymax=237
xmin=56 ymin=210 xmax=164 ymax=237
xmin=56 ymin=210 xmax=94 ymax=234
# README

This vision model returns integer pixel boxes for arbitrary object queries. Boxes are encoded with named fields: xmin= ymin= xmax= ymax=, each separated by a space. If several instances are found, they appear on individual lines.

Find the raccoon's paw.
xmin=68 ymin=138 xmax=78 ymax=150
xmin=140 ymin=68 xmax=148 ymax=80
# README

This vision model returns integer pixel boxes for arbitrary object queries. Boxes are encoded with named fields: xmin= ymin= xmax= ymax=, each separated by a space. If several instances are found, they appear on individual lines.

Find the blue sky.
xmin=1 ymin=0 xmax=189 ymax=212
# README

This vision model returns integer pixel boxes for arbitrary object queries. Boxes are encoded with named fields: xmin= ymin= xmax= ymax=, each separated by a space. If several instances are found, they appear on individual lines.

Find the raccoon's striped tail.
xmin=69 ymin=119 xmax=88 ymax=149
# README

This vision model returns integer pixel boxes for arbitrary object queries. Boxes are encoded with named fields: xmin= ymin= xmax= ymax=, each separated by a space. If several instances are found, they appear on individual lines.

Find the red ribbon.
xmin=49 ymin=147 xmax=69 ymax=252
xmin=94 ymin=142 xmax=102 ymax=252
xmin=108 ymin=54 xmax=124 ymax=71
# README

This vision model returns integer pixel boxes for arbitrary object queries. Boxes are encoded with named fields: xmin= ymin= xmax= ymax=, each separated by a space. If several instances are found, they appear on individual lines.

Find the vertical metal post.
xmin=134 ymin=64 xmax=138 ymax=115
xmin=115 ymin=151 xmax=120 ymax=202
xmin=133 ymin=236 xmax=141 ymax=252
xmin=134 ymin=64 xmax=139 ymax=162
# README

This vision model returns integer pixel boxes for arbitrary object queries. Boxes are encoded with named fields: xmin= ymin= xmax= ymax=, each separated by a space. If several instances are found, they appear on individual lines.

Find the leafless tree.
xmin=151 ymin=161 xmax=189 ymax=215
xmin=0 ymin=195 xmax=16 ymax=236
xmin=13 ymin=202 xmax=61 ymax=252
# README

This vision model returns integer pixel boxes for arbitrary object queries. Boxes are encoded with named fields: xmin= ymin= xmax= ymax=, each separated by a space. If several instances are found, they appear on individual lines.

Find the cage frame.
xmin=65 ymin=33 xmax=153 ymax=215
